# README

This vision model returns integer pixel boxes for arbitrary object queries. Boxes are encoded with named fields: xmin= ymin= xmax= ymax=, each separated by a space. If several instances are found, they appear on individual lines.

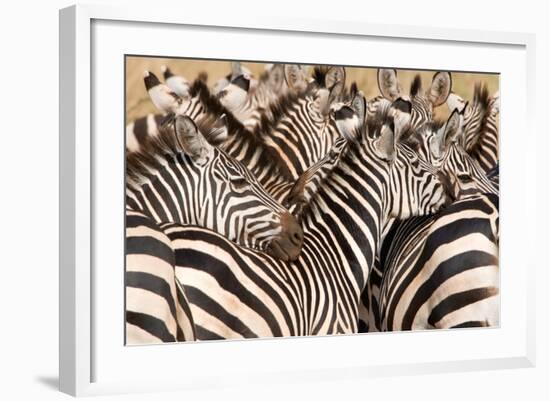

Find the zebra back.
xmin=376 ymin=193 xmax=499 ymax=331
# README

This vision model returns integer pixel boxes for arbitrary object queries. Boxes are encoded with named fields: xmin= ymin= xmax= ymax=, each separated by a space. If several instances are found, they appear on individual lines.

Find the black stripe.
xmin=184 ymin=286 xmax=259 ymax=338
xmin=400 ymin=251 xmax=497 ymax=330
xmin=169 ymin=228 xmax=300 ymax=335
xmin=195 ymin=325 xmax=225 ymax=341
xmin=126 ymin=271 xmax=177 ymax=321
xmin=173 ymin=247 xmax=284 ymax=337
xmin=126 ymin=236 xmax=174 ymax=265
xmin=450 ymin=320 xmax=489 ymax=329
xmin=175 ymin=283 xmax=196 ymax=340
xmin=126 ymin=311 xmax=176 ymax=342
xmin=428 ymin=287 xmax=498 ymax=327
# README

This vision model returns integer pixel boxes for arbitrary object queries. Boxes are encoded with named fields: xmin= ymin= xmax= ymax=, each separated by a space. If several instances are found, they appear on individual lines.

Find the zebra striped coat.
xmin=375 ymin=192 xmax=499 ymax=330
xmin=138 ymin=70 xmax=350 ymax=203
xmin=447 ymin=83 xmax=500 ymax=173
xmin=125 ymin=111 xmax=303 ymax=261
xmin=126 ymin=207 xmax=196 ymax=343
xmin=360 ymin=110 xmax=499 ymax=331
xmin=156 ymin=102 xmax=449 ymax=340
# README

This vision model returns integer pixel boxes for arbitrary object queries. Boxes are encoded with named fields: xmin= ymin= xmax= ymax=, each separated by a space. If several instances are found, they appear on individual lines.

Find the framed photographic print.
xmin=59 ymin=4 xmax=536 ymax=397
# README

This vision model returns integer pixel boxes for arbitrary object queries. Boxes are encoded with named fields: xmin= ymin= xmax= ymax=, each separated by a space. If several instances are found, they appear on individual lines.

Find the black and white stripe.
xmin=125 ymin=112 xmax=303 ymax=262
xmin=126 ymin=207 xmax=196 ymax=344
xmin=151 ymin=69 xmax=349 ymax=203
xmin=156 ymin=100 xmax=450 ymax=339
xmin=447 ymin=84 xmax=500 ymax=173
xmin=375 ymin=192 xmax=499 ymax=331
xmin=377 ymin=69 xmax=452 ymax=130
xmin=361 ymin=110 xmax=499 ymax=332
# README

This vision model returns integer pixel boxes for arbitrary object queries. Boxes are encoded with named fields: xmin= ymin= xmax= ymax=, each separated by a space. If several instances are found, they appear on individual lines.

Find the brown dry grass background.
xmin=126 ymin=56 xmax=499 ymax=123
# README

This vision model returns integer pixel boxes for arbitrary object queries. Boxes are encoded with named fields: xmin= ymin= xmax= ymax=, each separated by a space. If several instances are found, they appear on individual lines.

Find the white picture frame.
xmin=59 ymin=3 xmax=536 ymax=397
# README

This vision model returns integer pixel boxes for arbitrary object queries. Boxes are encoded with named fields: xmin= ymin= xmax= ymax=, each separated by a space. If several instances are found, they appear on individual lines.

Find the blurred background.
xmin=126 ymin=56 xmax=499 ymax=123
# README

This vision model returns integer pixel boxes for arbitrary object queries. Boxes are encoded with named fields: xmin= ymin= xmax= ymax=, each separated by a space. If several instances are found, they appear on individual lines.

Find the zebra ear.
xmin=161 ymin=65 xmax=190 ymax=98
xmin=230 ymin=61 xmax=244 ymax=80
xmin=377 ymin=68 xmax=401 ymax=101
xmin=334 ymin=105 xmax=362 ymax=141
xmin=446 ymin=92 xmax=468 ymax=114
xmin=326 ymin=66 xmax=346 ymax=102
xmin=443 ymin=108 xmax=462 ymax=146
xmin=391 ymin=98 xmax=412 ymax=139
xmin=161 ymin=65 xmax=174 ymax=80
xmin=351 ymin=91 xmax=367 ymax=127
xmin=284 ymin=64 xmax=308 ymax=93
xmin=174 ymin=115 xmax=214 ymax=163
xmin=217 ymin=74 xmax=250 ymax=110
xmin=373 ymin=123 xmax=396 ymax=161
xmin=429 ymin=71 xmax=452 ymax=106
xmin=144 ymin=71 xmax=182 ymax=113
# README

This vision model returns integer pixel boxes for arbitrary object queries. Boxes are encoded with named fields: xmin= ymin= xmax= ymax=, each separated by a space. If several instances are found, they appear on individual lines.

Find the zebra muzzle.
xmin=266 ymin=212 xmax=304 ymax=262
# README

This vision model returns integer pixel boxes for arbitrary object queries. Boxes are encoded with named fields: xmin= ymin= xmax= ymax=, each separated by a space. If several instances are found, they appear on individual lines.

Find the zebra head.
xmin=292 ymin=65 xmax=347 ymax=117
xmin=447 ymin=83 xmax=499 ymax=157
xmin=212 ymin=62 xmax=257 ymax=96
xmin=285 ymin=92 xmax=450 ymax=221
xmin=126 ymin=111 xmax=304 ymax=262
xmin=425 ymin=109 xmax=498 ymax=199
xmin=377 ymin=69 xmax=452 ymax=129
xmin=161 ymin=65 xmax=191 ymax=98
xmin=216 ymin=72 xmax=250 ymax=112
xmin=359 ymin=96 xmax=451 ymax=219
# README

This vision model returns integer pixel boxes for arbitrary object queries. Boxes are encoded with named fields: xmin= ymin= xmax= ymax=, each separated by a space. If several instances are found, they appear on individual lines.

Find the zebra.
xmin=143 ymin=67 xmax=350 ymax=203
xmin=126 ymin=67 xmax=193 ymax=152
xmin=446 ymin=83 xmax=500 ymax=173
xmin=125 ymin=109 xmax=303 ymax=261
xmin=126 ymin=113 xmax=167 ymax=153
xmin=360 ymin=108 xmax=499 ymax=331
xmin=290 ymin=99 xmax=498 ymax=332
xmin=126 ymin=71 xmax=208 ymax=153
xmin=126 ymin=207 xmax=196 ymax=344
xmin=215 ymin=62 xmax=286 ymax=130
xmin=258 ymin=64 xmax=348 ymax=180
xmin=377 ymin=68 xmax=452 ymax=129
xmin=375 ymin=192 xmax=499 ymax=331
xmin=155 ymin=93 xmax=450 ymax=340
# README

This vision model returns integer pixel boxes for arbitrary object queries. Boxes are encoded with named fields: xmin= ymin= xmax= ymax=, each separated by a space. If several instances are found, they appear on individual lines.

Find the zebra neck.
xmin=300 ymin=143 xmax=387 ymax=290
xmin=469 ymin=111 xmax=499 ymax=173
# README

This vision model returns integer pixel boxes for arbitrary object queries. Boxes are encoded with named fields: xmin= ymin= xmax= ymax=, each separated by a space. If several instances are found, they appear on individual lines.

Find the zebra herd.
xmin=125 ymin=61 xmax=499 ymax=344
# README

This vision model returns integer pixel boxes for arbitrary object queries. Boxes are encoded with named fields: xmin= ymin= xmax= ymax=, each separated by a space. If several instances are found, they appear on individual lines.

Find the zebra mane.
xmin=473 ymin=82 xmax=490 ymax=108
xmin=126 ymin=114 xmax=218 ymax=190
xmin=467 ymin=82 xmax=493 ymax=155
xmin=366 ymin=103 xmax=396 ymax=139
xmin=410 ymin=74 xmax=422 ymax=97
xmin=190 ymin=75 xmax=296 ymax=182
xmin=252 ymin=91 xmax=299 ymax=135
xmin=311 ymin=66 xmax=329 ymax=88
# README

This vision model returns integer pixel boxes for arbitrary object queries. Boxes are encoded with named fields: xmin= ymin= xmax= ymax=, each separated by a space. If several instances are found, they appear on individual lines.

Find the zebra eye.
xmin=457 ymin=173 xmax=473 ymax=182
